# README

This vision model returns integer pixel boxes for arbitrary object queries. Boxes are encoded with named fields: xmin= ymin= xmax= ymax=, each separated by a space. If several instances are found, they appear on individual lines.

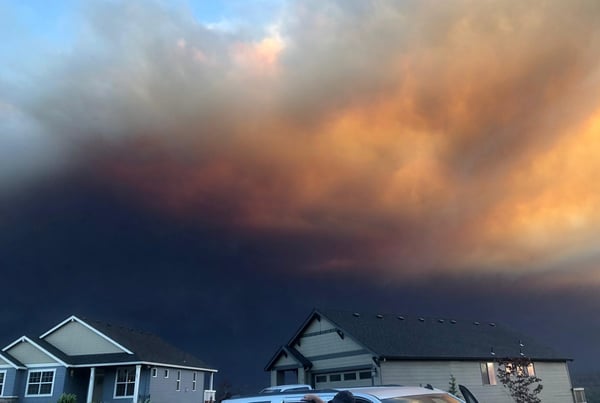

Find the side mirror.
xmin=458 ymin=385 xmax=480 ymax=403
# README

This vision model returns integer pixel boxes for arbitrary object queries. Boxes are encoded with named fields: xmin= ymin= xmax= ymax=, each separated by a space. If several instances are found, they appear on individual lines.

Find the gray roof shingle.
xmin=307 ymin=309 xmax=568 ymax=361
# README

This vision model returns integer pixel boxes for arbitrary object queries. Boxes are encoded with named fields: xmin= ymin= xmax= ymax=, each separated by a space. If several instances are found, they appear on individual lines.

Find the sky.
xmin=2 ymin=0 xmax=600 ymax=393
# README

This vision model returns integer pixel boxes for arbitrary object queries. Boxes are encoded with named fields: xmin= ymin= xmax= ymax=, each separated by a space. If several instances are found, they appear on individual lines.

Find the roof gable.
xmin=3 ymin=336 xmax=68 ymax=366
xmin=316 ymin=309 xmax=568 ymax=361
xmin=0 ymin=351 xmax=25 ymax=369
xmin=41 ymin=316 xmax=133 ymax=355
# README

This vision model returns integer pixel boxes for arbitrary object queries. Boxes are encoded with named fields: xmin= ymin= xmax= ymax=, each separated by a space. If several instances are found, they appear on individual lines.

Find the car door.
xmin=458 ymin=385 xmax=479 ymax=403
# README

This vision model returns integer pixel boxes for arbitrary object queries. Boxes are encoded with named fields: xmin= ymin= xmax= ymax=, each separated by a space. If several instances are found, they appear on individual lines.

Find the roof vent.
xmin=473 ymin=321 xmax=480 ymax=325
xmin=438 ymin=319 xmax=444 ymax=323
xmin=489 ymin=322 xmax=496 ymax=327
xmin=376 ymin=314 xmax=384 ymax=319
xmin=418 ymin=317 xmax=425 ymax=322
xmin=450 ymin=320 xmax=457 ymax=324
xmin=397 ymin=316 xmax=405 ymax=320
xmin=490 ymin=347 xmax=495 ymax=356
xmin=352 ymin=312 xmax=360 ymax=317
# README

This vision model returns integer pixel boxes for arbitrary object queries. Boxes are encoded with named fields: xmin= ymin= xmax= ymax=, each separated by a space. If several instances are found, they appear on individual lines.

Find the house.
xmin=265 ymin=308 xmax=581 ymax=403
xmin=0 ymin=315 xmax=217 ymax=403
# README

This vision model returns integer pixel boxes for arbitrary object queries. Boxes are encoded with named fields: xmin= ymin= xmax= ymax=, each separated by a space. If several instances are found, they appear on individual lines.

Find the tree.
xmin=496 ymin=357 xmax=543 ymax=403
xmin=448 ymin=374 xmax=461 ymax=399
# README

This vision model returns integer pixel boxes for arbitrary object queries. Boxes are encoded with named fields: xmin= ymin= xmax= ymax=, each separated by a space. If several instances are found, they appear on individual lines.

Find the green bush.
xmin=57 ymin=393 xmax=77 ymax=403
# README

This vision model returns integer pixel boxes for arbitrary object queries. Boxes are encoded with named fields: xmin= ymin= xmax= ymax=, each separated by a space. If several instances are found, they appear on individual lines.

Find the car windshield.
xmin=382 ymin=394 xmax=462 ymax=403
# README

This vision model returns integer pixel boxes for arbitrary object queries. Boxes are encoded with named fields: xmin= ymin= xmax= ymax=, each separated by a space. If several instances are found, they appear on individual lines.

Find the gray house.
xmin=0 ymin=315 xmax=217 ymax=403
xmin=265 ymin=309 xmax=581 ymax=403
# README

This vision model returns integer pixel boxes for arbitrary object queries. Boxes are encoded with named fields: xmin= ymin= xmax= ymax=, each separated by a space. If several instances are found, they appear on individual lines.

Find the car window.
xmin=382 ymin=394 xmax=462 ymax=403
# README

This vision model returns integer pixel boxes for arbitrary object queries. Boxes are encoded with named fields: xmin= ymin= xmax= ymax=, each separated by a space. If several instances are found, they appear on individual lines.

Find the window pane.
xmin=117 ymin=370 xmax=127 ymax=382
xmin=28 ymin=384 xmax=40 ymax=395
xmin=42 ymin=372 xmax=54 ymax=382
xmin=126 ymin=383 xmax=135 ymax=396
xmin=344 ymin=373 xmax=357 ymax=380
xmin=40 ymin=383 xmax=52 ymax=394
xmin=116 ymin=383 xmax=126 ymax=396
xmin=126 ymin=370 xmax=136 ymax=382
xmin=359 ymin=371 xmax=371 ymax=379
xmin=29 ymin=372 xmax=41 ymax=382
xmin=316 ymin=375 xmax=326 ymax=382
xmin=330 ymin=374 xmax=341 ymax=382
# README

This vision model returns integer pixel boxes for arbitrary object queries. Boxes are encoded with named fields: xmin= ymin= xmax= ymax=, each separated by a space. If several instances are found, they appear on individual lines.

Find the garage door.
xmin=314 ymin=370 xmax=373 ymax=389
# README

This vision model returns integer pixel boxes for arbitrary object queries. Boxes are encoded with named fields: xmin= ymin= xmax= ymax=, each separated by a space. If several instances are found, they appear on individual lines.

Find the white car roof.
xmin=345 ymin=386 xmax=449 ymax=399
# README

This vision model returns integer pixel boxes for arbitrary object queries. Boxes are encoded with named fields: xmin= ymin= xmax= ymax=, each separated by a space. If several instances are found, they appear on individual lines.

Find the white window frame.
xmin=113 ymin=367 xmax=136 ymax=399
xmin=25 ymin=369 xmax=56 ymax=397
xmin=192 ymin=372 xmax=197 ymax=391
xmin=164 ymin=369 xmax=169 ymax=378
xmin=151 ymin=368 xmax=157 ymax=377
xmin=176 ymin=370 xmax=181 ymax=391
xmin=0 ymin=369 xmax=6 ymax=396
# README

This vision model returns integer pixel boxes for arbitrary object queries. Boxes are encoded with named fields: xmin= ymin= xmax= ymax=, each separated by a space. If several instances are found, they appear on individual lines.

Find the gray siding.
xmin=5 ymin=342 xmax=58 ymax=365
xmin=149 ymin=366 xmax=206 ymax=403
xmin=0 ymin=368 xmax=17 ymax=398
xmin=296 ymin=319 xmax=364 ymax=358
xmin=44 ymin=320 xmax=125 ymax=355
xmin=380 ymin=360 xmax=574 ymax=403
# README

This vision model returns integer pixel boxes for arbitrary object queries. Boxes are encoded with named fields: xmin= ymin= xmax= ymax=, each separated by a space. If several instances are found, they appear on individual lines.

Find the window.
xmin=164 ymin=369 xmax=169 ymax=378
xmin=115 ymin=367 xmax=136 ymax=397
xmin=0 ymin=370 xmax=5 ymax=396
xmin=192 ymin=372 xmax=197 ymax=391
xmin=526 ymin=363 xmax=536 ymax=377
xmin=315 ymin=375 xmax=327 ymax=383
xmin=359 ymin=371 xmax=371 ymax=380
xmin=176 ymin=370 xmax=181 ymax=391
xmin=152 ymin=368 xmax=157 ymax=377
xmin=329 ymin=374 xmax=341 ymax=382
xmin=573 ymin=388 xmax=587 ymax=403
xmin=26 ymin=370 xmax=55 ymax=396
xmin=480 ymin=362 xmax=496 ymax=385
xmin=344 ymin=372 xmax=357 ymax=381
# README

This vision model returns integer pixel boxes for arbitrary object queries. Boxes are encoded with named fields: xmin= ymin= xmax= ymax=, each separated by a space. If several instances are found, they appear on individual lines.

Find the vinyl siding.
xmin=5 ymin=342 xmax=58 ymax=365
xmin=0 ymin=368 xmax=17 ymax=397
xmin=380 ymin=360 xmax=574 ymax=403
xmin=43 ymin=320 xmax=126 ymax=355
xmin=21 ymin=366 xmax=66 ymax=403
xmin=149 ymin=366 xmax=206 ymax=403
xmin=272 ymin=353 xmax=300 ymax=367
xmin=296 ymin=318 xmax=364 ymax=358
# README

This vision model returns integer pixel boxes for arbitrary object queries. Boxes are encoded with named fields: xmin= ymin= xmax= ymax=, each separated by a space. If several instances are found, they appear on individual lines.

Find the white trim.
xmin=3 ymin=337 xmax=68 ymax=367
xmin=70 ymin=361 xmax=218 ymax=372
xmin=40 ymin=316 xmax=134 ymax=355
xmin=0 ymin=369 xmax=6 ymax=397
xmin=24 ymin=368 xmax=56 ymax=398
xmin=176 ymin=370 xmax=181 ymax=391
xmin=152 ymin=367 xmax=157 ymax=377
xmin=164 ymin=369 xmax=170 ymax=379
xmin=0 ymin=354 xmax=22 ymax=370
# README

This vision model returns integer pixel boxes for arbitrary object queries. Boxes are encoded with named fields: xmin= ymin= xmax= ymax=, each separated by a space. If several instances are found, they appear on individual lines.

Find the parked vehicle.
xmin=224 ymin=385 xmax=477 ymax=403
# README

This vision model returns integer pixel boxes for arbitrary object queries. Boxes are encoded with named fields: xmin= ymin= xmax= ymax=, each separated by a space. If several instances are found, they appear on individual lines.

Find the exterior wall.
xmin=148 ymin=366 xmax=206 ymax=403
xmin=61 ymin=367 xmax=91 ymax=401
xmin=43 ymin=321 xmax=125 ymax=355
xmin=0 ymin=368 xmax=18 ymax=398
xmin=273 ymin=317 xmax=376 ymax=388
xmin=5 ymin=343 xmax=57 ymax=365
xmin=380 ymin=360 xmax=574 ymax=403
xmin=19 ymin=366 xmax=66 ymax=403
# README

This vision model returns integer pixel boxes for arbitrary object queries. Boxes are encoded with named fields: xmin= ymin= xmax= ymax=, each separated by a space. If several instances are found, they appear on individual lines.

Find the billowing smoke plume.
xmin=4 ymin=0 xmax=600 ymax=282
